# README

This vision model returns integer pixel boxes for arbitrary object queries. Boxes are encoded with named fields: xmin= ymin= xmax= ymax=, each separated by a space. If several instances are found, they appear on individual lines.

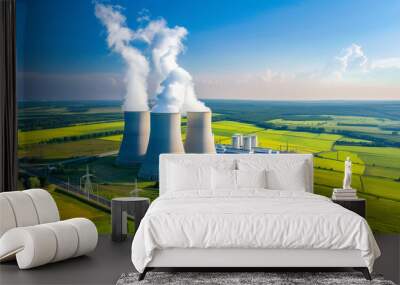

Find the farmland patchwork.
xmin=18 ymin=101 xmax=400 ymax=233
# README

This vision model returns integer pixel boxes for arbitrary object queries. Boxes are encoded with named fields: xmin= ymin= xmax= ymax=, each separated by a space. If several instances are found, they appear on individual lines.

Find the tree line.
xmin=231 ymin=119 xmax=400 ymax=148
xmin=40 ymin=130 xmax=123 ymax=144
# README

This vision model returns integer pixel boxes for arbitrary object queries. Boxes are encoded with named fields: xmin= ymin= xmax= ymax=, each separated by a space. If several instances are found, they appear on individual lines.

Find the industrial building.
xmin=116 ymin=110 xmax=281 ymax=180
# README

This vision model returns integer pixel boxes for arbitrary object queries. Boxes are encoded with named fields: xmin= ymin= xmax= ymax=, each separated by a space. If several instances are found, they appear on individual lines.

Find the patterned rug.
xmin=116 ymin=271 xmax=395 ymax=285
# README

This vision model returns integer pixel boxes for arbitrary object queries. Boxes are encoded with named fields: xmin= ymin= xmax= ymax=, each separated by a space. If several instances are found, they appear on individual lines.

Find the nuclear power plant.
xmin=116 ymin=111 xmax=150 ymax=166
xmin=137 ymin=112 xmax=185 ymax=180
xmin=99 ymin=3 xmax=217 ymax=180
xmin=117 ymin=109 xmax=217 ymax=179
xmin=184 ymin=111 xmax=216 ymax=153
xmin=115 ymin=108 xmax=283 ymax=179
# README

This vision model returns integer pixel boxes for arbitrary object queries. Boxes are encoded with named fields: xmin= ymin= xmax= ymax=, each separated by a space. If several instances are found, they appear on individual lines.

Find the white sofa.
xmin=0 ymin=189 xmax=98 ymax=269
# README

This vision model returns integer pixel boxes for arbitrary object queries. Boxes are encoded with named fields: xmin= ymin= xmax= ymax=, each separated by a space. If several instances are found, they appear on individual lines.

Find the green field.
xmin=334 ymin=145 xmax=400 ymax=180
xmin=18 ymin=101 xmax=400 ymax=234
xmin=364 ymin=165 xmax=400 ymax=180
xmin=49 ymin=119 xmax=399 ymax=232
xmin=314 ymin=184 xmax=400 ymax=233
xmin=52 ymin=156 xmax=159 ymax=201
xmin=334 ymin=145 xmax=400 ymax=168
xmin=47 ymin=186 xmax=112 ymax=233
xmin=337 ymin=137 xmax=372 ymax=144
xmin=39 ymin=185 xmax=136 ymax=234
xmin=19 ymin=139 xmax=120 ymax=160
xmin=314 ymin=168 xmax=399 ymax=201
xmin=314 ymin=157 xmax=365 ymax=174
xmin=96 ymin=183 xmax=159 ymax=201
xmin=212 ymin=120 xmax=263 ymax=135
xmin=19 ymin=121 xmax=124 ymax=145
xmin=268 ymin=115 xmax=397 ymax=135
xmin=102 ymin=120 xmax=341 ymax=153
xmin=56 ymin=156 xmax=139 ymax=183
xmin=100 ymin=134 xmax=124 ymax=142
xmin=209 ymin=120 xmax=341 ymax=153
xmin=314 ymin=168 xmax=363 ymax=190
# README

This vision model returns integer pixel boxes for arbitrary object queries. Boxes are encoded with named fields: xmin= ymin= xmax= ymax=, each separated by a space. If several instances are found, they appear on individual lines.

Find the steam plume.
xmin=137 ymin=19 xmax=209 ymax=113
xmin=95 ymin=3 xmax=149 ymax=111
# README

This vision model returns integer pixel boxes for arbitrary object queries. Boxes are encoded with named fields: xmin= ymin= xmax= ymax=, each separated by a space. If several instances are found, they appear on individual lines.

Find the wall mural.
xmin=17 ymin=0 xmax=400 ymax=233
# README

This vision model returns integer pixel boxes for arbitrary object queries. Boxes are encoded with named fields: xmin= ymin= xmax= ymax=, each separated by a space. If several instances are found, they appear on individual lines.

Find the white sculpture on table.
xmin=343 ymin=156 xmax=352 ymax=190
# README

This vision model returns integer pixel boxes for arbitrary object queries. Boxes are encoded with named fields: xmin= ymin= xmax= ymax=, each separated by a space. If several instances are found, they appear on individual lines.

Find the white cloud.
xmin=258 ymin=69 xmax=293 ymax=83
xmin=136 ymin=8 xmax=150 ymax=23
xmin=18 ymin=43 xmax=400 ymax=102
xmin=334 ymin=44 xmax=368 ymax=77
xmin=330 ymin=43 xmax=400 ymax=79
xmin=194 ymin=71 xmax=400 ymax=100
xmin=370 ymin=57 xmax=400 ymax=70
xmin=193 ymin=42 xmax=400 ymax=100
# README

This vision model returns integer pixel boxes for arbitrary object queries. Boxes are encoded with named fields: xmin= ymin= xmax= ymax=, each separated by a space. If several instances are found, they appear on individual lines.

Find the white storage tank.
xmin=250 ymin=134 xmax=258 ymax=148
xmin=232 ymin=134 xmax=242 ymax=149
xmin=243 ymin=136 xmax=252 ymax=151
xmin=235 ymin=133 xmax=243 ymax=146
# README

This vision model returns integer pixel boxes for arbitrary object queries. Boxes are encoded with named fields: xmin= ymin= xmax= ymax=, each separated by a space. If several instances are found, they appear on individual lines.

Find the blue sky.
xmin=17 ymin=0 xmax=400 ymax=100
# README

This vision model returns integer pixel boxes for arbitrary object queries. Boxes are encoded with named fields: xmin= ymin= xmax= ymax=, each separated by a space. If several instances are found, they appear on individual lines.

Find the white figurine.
xmin=343 ymin=156 xmax=352 ymax=190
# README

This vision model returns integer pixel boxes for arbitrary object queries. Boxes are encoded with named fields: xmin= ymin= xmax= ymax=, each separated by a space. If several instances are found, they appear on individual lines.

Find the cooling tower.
xmin=116 ymin=111 xmax=150 ymax=166
xmin=184 ymin=111 xmax=216 ymax=154
xmin=138 ymin=112 xmax=185 ymax=180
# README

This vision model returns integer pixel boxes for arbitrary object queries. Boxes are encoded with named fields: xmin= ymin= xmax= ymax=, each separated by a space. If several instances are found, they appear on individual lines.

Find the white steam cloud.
xmin=96 ymin=4 xmax=209 ymax=113
xmin=95 ymin=3 xmax=149 ymax=111
xmin=136 ymin=18 xmax=209 ymax=113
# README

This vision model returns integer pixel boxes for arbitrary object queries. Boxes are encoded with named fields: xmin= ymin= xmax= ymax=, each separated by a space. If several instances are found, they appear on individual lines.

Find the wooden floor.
xmin=0 ymin=234 xmax=399 ymax=285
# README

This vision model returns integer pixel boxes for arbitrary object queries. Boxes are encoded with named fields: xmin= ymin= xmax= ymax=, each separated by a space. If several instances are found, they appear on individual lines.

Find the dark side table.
xmin=111 ymin=197 xmax=150 ymax=242
xmin=332 ymin=198 xmax=366 ymax=218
